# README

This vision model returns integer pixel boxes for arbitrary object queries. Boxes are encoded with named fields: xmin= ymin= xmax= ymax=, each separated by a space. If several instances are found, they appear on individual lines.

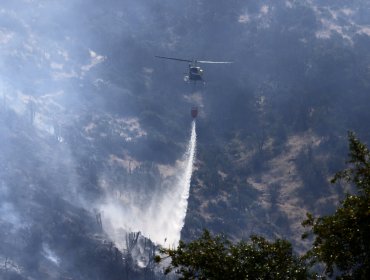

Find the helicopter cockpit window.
xmin=190 ymin=67 xmax=199 ymax=74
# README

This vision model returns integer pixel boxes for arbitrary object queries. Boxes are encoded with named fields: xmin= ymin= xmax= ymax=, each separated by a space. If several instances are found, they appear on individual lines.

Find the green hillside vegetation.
xmin=302 ymin=132 xmax=370 ymax=279
xmin=156 ymin=132 xmax=370 ymax=279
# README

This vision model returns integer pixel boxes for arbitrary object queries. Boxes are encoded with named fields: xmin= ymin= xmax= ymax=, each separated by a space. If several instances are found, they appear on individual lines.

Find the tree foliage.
xmin=302 ymin=132 xmax=370 ymax=279
xmin=157 ymin=230 xmax=311 ymax=280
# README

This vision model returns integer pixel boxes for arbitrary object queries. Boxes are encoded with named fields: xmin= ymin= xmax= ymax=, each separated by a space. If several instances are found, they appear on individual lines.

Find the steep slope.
xmin=1 ymin=2 xmax=370 ymax=278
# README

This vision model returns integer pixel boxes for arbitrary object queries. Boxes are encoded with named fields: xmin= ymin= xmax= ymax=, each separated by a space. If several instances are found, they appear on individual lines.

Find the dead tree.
xmin=125 ymin=232 xmax=140 ymax=254
xmin=28 ymin=100 xmax=36 ymax=124
xmin=95 ymin=212 xmax=103 ymax=231
xmin=124 ymin=232 xmax=140 ymax=280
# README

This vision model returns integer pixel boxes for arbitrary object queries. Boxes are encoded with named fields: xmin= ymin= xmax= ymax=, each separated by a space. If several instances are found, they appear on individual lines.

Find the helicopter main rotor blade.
xmin=155 ymin=56 xmax=192 ymax=63
xmin=197 ymin=60 xmax=233 ymax=64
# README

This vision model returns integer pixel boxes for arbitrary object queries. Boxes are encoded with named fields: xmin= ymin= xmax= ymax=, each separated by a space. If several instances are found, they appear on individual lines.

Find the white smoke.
xmin=100 ymin=120 xmax=197 ymax=248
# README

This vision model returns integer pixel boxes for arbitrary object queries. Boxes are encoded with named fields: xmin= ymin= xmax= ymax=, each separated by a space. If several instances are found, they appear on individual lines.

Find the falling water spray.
xmin=146 ymin=120 xmax=197 ymax=247
xmin=168 ymin=120 xmax=197 ymax=245
xmin=100 ymin=120 xmax=197 ymax=248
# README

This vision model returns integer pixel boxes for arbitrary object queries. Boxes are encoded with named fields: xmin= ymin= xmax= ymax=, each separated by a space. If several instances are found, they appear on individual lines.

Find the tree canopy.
xmin=302 ymin=132 xmax=370 ymax=279
xmin=156 ymin=230 xmax=311 ymax=280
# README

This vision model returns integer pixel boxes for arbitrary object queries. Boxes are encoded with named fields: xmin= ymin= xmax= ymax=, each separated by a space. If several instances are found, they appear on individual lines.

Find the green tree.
xmin=302 ymin=132 xmax=370 ymax=279
xmin=156 ymin=230 xmax=311 ymax=280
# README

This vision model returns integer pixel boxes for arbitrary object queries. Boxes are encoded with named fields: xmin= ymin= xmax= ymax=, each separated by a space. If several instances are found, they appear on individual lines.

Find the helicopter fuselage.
xmin=155 ymin=55 xmax=232 ymax=83
xmin=188 ymin=65 xmax=203 ymax=81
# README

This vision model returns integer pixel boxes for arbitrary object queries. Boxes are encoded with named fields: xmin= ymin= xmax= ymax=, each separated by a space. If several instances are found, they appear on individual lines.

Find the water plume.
xmin=100 ymin=120 xmax=197 ymax=248
xmin=158 ymin=120 xmax=197 ymax=246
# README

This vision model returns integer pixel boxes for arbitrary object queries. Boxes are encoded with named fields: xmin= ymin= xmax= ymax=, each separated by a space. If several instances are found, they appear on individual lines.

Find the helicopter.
xmin=155 ymin=56 xmax=232 ymax=83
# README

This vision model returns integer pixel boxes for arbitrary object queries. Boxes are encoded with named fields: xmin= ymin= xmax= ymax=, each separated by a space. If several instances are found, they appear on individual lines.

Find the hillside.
xmin=1 ymin=0 xmax=370 ymax=278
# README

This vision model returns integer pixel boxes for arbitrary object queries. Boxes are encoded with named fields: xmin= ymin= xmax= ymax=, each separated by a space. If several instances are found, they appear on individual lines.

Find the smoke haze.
xmin=1 ymin=0 xmax=370 ymax=278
